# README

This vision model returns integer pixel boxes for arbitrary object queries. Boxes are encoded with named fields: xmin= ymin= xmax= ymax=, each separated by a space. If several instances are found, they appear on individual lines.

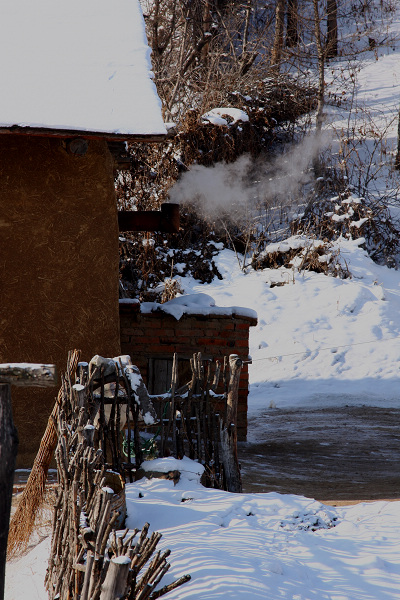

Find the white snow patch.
xmin=141 ymin=456 xmax=205 ymax=480
xmin=201 ymin=107 xmax=249 ymax=126
xmin=140 ymin=293 xmax=257 ymax=321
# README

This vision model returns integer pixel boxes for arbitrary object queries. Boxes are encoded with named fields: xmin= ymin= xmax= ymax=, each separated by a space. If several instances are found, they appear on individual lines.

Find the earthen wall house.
xmin=1 ymin=136 xmax=123 ymax=465
xmin=0 ymin=0 xmax=166 ymax=466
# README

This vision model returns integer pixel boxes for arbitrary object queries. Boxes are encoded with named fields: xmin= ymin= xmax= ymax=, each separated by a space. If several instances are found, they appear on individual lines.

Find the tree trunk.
xmin=286 ymin=0 xmax=298 ymax=48
xmin=0 ymin=384 xmax=19 ymax=600
xmin=312 ymin=0 xmax=325 ymax=177
xmin=99 ymin=557 xmax=130 ymax=600
xmin=201 ymin=0 xmax=213 ymax=64
xmin=326 ymin=0 xmax=338 ymax=59
xmin=271 ymin=0 xmax=286 ymax=67
xmin=396 ymin=106 xmax=400 ymax=170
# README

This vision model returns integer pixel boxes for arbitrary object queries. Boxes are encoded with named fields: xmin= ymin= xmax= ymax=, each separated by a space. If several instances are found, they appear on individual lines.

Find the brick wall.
xmin=119 ymin=302 xmax=257 ymax=440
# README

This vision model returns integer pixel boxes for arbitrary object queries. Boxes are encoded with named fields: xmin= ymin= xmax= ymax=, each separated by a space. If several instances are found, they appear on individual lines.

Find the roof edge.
xmin=0 ymin=125 xmax=166 ymax=142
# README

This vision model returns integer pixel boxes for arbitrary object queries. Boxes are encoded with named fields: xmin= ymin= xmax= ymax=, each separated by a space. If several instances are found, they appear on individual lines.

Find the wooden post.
xmin=220 ymin=355 xmax=243 ymax=494
xmin=225 ymin=355 xmax=242 ymax=428
xmin=118 ymin=202 xmax=180 ymax=233
xmin=0 ymin=383 xmax=18 ymax=600
xmin=99 ymin=556 xmax=131 ymax=600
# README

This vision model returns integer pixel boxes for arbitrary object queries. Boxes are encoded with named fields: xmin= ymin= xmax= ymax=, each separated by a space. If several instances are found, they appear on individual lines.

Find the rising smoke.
xmin=168 ymin=134 xmax=329 ymax=228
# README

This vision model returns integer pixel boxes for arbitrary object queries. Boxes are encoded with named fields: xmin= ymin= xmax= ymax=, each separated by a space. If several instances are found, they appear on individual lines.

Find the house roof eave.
xmin=0 ymin=125 xmax=166 ymax=143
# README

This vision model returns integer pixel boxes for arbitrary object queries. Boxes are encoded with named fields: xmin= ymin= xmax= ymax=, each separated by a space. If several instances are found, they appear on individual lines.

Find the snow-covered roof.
xmin=0 ymin=0 xmax=166 ymax=140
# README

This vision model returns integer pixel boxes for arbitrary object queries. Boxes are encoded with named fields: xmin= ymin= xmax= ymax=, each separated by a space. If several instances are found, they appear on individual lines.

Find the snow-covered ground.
xmin=6 ymin=3 xmax=400 ymax=599
xmin=8 ymin=244 xmax=400 ymax=600
xmin=6 ymin=463 xmax=400 ymax=600
xmin=183 ymin=237 xmax=400 ymax=416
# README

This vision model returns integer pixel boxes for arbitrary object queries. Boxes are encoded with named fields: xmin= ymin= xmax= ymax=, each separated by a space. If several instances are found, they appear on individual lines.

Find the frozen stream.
xmin=238 ymin=405 xmax=400 ymax=502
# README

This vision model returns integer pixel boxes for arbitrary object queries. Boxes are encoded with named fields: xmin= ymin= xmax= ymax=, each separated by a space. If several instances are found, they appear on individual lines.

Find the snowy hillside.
xmin=179 ymin=7 xmax=400 ymax=419
xmin=182 ymin=237 xmax=400 ymax=416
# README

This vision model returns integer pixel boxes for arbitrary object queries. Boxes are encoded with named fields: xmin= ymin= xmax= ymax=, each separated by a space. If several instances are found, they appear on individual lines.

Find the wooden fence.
xmin=6 ymin=351 xmax=243 ymax=598
xmin=81 ymin=352 xmax=242 ymax=492
xmin=46 ymin=360 xmax=190 ymax=600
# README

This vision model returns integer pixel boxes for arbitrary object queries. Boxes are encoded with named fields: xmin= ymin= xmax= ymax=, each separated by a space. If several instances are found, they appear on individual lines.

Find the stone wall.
xmin=119 ymin=302 xmax=257 ymax=440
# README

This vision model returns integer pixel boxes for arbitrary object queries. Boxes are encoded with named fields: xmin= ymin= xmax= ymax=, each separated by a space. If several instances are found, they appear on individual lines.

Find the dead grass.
xmin=8 ymin=486 xmax=56 ymax=560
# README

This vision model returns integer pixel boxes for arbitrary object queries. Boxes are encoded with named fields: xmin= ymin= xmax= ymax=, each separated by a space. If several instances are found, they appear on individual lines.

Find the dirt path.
xmin=238 ymin=405 xmax=400 ymax=503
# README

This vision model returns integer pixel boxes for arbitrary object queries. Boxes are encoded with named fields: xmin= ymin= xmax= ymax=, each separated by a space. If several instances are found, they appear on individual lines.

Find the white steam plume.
xmin=168 ymin=133 xmax=330 ymax=223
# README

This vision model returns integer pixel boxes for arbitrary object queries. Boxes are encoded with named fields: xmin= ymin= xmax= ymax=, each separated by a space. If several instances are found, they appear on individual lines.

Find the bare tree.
xmin=286 ymin=0 xmax=299 ymax=48
xmin=143 ymin=0 xmax=277 ymax=119
xmin=312 ymin=0 xmax=325 ymax=177
xmin=395 ymin=105 xmax=400 ymax=170
xmin=271 ymin=0 xmax=286 ymax=67
xmin=326 ymin=0 xmax=338 ymax=58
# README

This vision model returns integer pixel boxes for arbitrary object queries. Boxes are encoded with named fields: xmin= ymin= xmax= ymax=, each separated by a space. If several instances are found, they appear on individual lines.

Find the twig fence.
xmin=46 ymin=354 xmax=190 ymax=600
xmin=7 ymin=350 xmax=243 ymax=598
xmin=81 ymin=352 xmax=242 ymax=492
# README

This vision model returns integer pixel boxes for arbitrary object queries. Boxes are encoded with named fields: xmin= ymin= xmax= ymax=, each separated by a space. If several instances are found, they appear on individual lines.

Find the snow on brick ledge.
xmin=119 ymin=293 xmax=258 ymax=322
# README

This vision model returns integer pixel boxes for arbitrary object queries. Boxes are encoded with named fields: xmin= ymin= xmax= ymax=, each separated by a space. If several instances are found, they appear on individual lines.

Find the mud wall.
xmin=0 ymin=135 xmax=121 ymax=466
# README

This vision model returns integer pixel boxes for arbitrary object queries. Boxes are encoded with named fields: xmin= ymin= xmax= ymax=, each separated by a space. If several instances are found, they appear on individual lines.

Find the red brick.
xmin=121 ymin=327 xmax=140 ymax=336
xmin=127 ymin=328 xmax=148 ymax=337
xmin=220 ymin=323 xmax=236 ymax=331
xmin=233 ymin=339 xmax=248 ymax=348
xmin=138 ymin=319 xmax=162 ymax=329
xmin=145 ymin=345 xmax=177 ymax=354
xmin=171 ymin=319 xmax=196 ymax=330
xmin=174 ymin=336 xmax=194 ymax=344
xmin=119 ymin=317 xmax=135 ymax=328
xmin=235 ymin=323 xmax=251 ymax=331
xmin=197 ymin=338 xmax=229 ymax=347
xmin=149 ymin=330 xmax=173 ymax=339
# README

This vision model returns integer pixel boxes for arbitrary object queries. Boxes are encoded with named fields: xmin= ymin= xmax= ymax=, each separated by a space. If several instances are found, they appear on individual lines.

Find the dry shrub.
xmin=251 ymin=189 xmax=400 ymax=281
xmin=119 ymin=209 xmax=223 ymax=301
xmin=252 ymin=236 xmax=351 ymax=279
xmin=116 ymin=74 xmax=316 ymax=211
xmin=293 ymin=192 xmax=400 ymax=268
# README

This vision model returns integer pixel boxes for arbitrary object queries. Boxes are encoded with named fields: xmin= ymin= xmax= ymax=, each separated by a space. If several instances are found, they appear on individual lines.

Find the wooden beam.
xmin=118 ymin=203 xmax=180 ymax=233
xmin=0 ymin=126 xmax=166 ymax=143
xmin=0 ymin=363 xmax=57 ymax=387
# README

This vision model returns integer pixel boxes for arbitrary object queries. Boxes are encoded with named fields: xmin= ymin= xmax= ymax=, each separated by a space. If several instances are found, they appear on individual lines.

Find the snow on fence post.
xmin=0 ymin=383 xmax=18 ymax=600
